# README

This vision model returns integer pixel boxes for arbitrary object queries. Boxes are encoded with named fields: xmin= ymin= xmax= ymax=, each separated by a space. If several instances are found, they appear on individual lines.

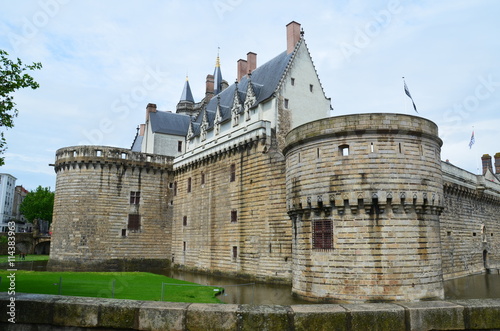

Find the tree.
xmin=0 ymin=50 xmax=42 ymax=165
xmin=19 ymin=186 xmax=54 ymax=225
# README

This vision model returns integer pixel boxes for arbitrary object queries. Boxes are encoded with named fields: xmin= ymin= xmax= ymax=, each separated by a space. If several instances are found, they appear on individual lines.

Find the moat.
xmin=12 ymin=260 xmax=500 ymax=305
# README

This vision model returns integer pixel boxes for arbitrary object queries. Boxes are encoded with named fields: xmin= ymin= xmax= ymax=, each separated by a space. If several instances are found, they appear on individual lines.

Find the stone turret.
xmin=284 ymin=113 xmax=445 ymax=302
xmin=48 ymin=146 xmax=174 ymax=271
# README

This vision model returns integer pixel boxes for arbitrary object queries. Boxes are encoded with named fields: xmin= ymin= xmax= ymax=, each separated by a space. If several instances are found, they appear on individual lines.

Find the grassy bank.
xmin=0 ymin=270 xmax=223 ymax=303
xmin=0 ymin=254 xmax=49 ymax=263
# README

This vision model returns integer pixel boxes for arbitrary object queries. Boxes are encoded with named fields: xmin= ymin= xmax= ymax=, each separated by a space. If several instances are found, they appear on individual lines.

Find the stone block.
xmin=292 ymin=304 xmax=347 ymax=331
xmin=0 ymin=293 xmax=56 ymax=324
xmin=53 ymin=296 xmax=100 ymax=327
xmin=138 ymin=301 xmax=189 ymax=331
xmin=98 ymin=298 xmax=139 ymax=329
xmin=186 ymin=303 xmax=238 ymax=331
xmin=341 ymin=303 xmax=405 ymax=331
xmin=452 ymin=299 xmax=500 ymax=330
xmin=238 ymin=304 xmax=291 ymax=331
xmin=399 ymin=300 xmax=464 ymax=331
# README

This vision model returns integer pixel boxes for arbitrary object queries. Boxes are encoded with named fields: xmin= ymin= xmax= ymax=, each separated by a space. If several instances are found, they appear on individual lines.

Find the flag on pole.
xmin=403 ymin=79 xmax=418 ymax=113
xmin=469 ymin=131 xmax=475 ymax=149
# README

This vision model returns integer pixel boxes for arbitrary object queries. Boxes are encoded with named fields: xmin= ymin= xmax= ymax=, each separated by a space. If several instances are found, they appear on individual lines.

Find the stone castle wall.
xmin=172 ymin=133 xmax=292 ymax=282
xmin=284 ymin=114 xmax=445 ymax=302
xmin=48 ymin=115 xmax=500 ymax=302
xmin=441 ymin=162 xmax=500 ymax=279
xmin=48 ymin=146 xmax=174 ymax=270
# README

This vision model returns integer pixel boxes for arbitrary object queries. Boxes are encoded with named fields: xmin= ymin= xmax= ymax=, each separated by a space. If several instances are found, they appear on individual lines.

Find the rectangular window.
xmin=128 ymin=214 xmax=141 ymax=231
xmin=231 ymin=210 xmax=238 ymax=223
xmin=201 ymin=172 xmax=205 ymax=185
xmin=313 ymin=220 xmax=333 ymax=250
xmin=232 ymin=246 xmax=238 ymax=259
xmin=183 ymin=216 xmax=187 ymax=226
xmin=291 ymin=77 xmax=295 ymax=86
xmin=230 ymin=164 xmax=236 ymax=182
xmin=284 ymin=98 xmax=289 ymax=109
xmin=339 ymin=145 xmax=349 ymax=156
xmin=178 ymin=141 xmax=183 ymax=152
xmin=187 ymin=177 xmax=192 ymax=193
xmin=130 ymin=191 xmax=140 ymax=205
xmin=309 ymin=84 xmax=313 ymax=92
xmin=183 ymin=241 xmax=186 ymax=252
xmin=121 ymin=229 xmax=127 ymax=237
xmin=174 ymin=182 xmax=177 ymax=196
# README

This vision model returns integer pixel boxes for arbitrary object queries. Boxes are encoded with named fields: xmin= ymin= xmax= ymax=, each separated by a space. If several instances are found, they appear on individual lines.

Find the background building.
xmin=0 ymin=173 xmax=16 ymax=232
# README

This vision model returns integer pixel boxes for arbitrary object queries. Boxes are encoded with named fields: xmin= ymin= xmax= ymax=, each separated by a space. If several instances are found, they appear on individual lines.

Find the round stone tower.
xmin=284 ymin=113 xmax=445 ymax=302
xmin=48 ymin=146 xmax=174 ymax=271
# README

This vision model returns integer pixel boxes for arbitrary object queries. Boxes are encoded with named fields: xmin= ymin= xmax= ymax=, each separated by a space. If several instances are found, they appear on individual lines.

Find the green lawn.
xmin=0 ymin=254 xmax=49 ymax=263
xmin=0 ymin=270 xmax=223 ymax=303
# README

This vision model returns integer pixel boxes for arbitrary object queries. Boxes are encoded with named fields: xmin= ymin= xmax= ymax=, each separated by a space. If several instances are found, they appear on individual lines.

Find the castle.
xmin=48 ymin=22 xmax=500 ymax=303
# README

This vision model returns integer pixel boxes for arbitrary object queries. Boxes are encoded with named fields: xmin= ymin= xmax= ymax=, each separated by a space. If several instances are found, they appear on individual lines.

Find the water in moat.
xmin=11 ymin=261 xmax=500 ymax=304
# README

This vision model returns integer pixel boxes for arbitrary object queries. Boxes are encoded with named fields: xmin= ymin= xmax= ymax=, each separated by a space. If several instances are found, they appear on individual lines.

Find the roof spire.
xmin=213 ymin=47 xmax=223 ymax=95
xmin=180 ymin=75 xmax=194 ymax=103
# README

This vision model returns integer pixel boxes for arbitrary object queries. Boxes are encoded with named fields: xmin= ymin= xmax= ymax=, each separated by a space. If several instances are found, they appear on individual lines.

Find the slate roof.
xmin=150 ymin=111 xmax=192 ymax=136
xmin=131 ymin=134 xmax=143 ymax=152
xmin=180 ymin=78 xmax=194 ymax=102
xmin=191 ymin=50 xmax=294 ymax=136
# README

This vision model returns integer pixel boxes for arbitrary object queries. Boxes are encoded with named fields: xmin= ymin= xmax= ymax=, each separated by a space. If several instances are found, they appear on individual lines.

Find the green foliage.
xmin=0 ymin=49 xmax=42 ymax=165
xmin=0 ymin=270 xmax=223 ymax=303
xmin=19 ymin=186 xmax=54 ymax=223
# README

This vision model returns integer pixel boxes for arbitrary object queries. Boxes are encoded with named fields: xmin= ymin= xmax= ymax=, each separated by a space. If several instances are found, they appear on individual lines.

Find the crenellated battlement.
xmin=288 ymin=190 xmax=444 ymax=216
xmin=54 ymin=145 xmax=173 ymax=172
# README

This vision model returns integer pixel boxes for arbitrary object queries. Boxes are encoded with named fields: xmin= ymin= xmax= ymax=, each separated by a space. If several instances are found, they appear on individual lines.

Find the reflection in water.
xmin=9 ymin=261 xmax=500 ymax=304
xmin=155 ymin=268 xmax=312 ymax=305
xmin=444 ymin=273 xmax=500 ymax=300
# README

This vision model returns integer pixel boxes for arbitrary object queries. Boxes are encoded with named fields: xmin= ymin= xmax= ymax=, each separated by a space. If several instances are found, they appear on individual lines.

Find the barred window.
xmin=313 ymin=220 xmax=333 ymax=250
xmin=128 ymin=214 xmax=141 ymax=231
xmin=130 ymin=191 xmax=140 ymax=204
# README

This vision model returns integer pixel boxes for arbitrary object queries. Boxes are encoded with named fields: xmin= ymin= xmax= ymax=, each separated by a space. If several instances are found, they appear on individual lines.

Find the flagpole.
xmin=402 ymin=77 xmax=407 ymax=113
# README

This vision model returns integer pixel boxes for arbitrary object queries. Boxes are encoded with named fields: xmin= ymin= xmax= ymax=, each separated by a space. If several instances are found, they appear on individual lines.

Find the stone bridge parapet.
xmin=1 ymin=293 xmax=499 ymax=330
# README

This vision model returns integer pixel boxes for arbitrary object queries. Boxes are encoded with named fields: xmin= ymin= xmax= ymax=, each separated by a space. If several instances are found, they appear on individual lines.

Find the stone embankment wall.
xmin=1 ymin=293 xmax=500 ymax=331
xmin=48 ymin=146 xmax=174 ymax=271
xmin=284 ymin=114 xmax=445 ymax=302
xmin=441 ymin=161 xmax=500 ymax=279
xmin=172 ymin=132 xmax=292 ymax=282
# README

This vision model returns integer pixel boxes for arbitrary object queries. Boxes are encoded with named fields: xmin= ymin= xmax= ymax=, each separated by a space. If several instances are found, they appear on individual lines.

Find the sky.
xmin=0 ymin=0 xmax=499 ymax=191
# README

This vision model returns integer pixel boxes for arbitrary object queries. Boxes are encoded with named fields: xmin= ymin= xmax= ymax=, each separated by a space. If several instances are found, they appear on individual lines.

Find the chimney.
xmin=145 ymin=103 xmax=157 ymax=121
xmin=139 ymin=124 xmax=145 ymax=136
xmin=247 ymin=52 xmax=257 ymax=74
xmin=481 ymin=154 xmax=493 ymax=175
xmin=286 ymin=21 xmax=301 ymax=54
xmin=237 ymin=59 xmax=247 ymax=82
xmin=495 ymin=152 xmax=500 ymax=174
xmin=205 ymin=74 xmax=214 ymax=100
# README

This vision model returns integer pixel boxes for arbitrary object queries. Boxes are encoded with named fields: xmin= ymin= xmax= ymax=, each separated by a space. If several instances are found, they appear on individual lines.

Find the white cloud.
xmin=0 ymin=0 xmax=499 ymax=189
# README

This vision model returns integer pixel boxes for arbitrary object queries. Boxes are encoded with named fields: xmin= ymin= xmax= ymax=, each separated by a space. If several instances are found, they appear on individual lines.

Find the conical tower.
xmin=176 ymin=76 xmax=195 ymax=116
